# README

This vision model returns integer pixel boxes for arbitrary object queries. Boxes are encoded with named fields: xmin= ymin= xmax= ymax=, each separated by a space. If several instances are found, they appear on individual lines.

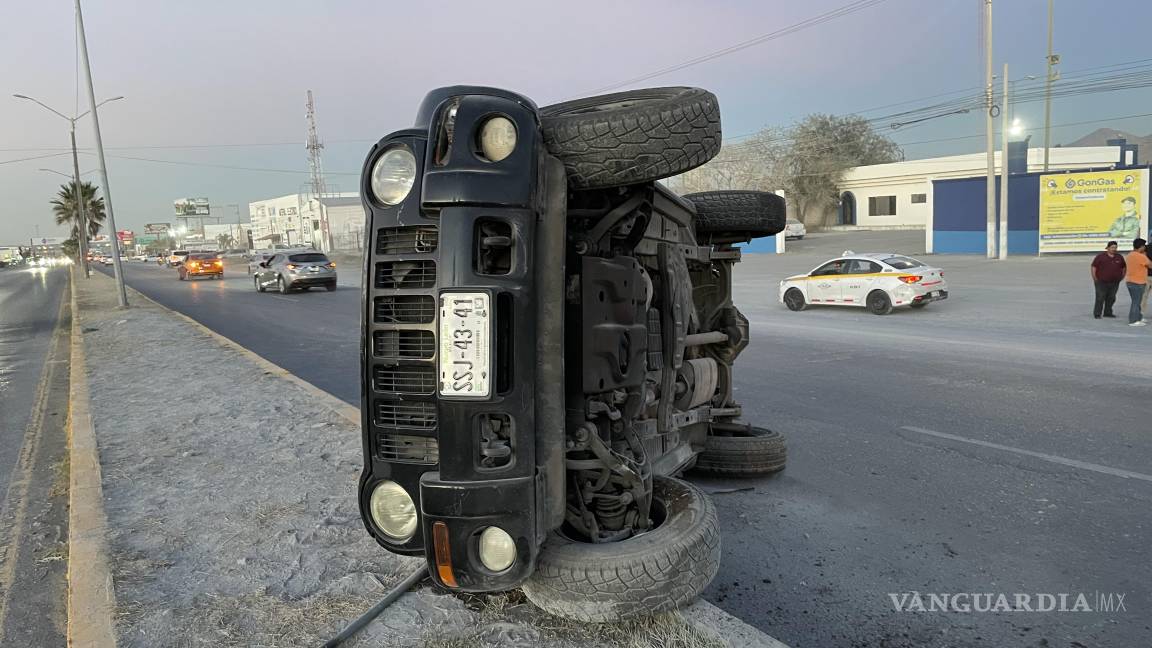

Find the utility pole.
xmin=984 ymin=0 xmax=996 ymax=259
xmin=306 ymin=90 xmax=332 ymax=252
xmin=70 ymin=126 xmax=91 ymax=277
xmin=999 ymin=63 xmax=1009 ymax=260
xmin=1043 ymin=0 xmax=1057 ymax=171
xmin=76 ymin=0 xmax=128 ymax=308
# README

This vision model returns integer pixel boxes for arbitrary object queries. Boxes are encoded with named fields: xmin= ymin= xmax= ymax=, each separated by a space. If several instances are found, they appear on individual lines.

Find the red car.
xmin=178 ymin=253 xmax=223 ymax=280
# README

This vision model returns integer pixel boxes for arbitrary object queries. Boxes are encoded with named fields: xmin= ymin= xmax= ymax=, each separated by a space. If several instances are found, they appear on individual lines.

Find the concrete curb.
xmin=90 ymin=275 xmax=788 ymax=648
xmin=67 ymin=270 xmax=119 ymax=648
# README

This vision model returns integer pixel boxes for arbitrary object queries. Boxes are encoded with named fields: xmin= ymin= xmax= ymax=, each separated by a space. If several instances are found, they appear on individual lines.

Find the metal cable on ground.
xmin=320 ymin=565 xmax=429 ymax=648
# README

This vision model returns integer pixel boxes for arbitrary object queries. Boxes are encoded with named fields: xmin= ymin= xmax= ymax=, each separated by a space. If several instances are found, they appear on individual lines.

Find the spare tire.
xmin=539 ymin=87 xmax=721 ymax=190
xmin=684 ymin=190 xmax=787 ymax=239
xmin=522 ymin=475 xmax=720 ymax=622
xmin=693 ymin=424 xmax=786 ymax=477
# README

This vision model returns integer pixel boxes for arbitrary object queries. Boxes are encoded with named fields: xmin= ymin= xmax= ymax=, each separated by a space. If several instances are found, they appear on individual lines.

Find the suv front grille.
xmin=376 ymin=226 xmax=439 ymax=255
xmin=373 ymin=365 xmax=436 ymax=395
xmin=375 ymin=260 xmax=436 ymax=289
xmin=374 ymin=295 xmax=435 ymax=324
xmin=376 ymin=433 xmax=439 ymax=463
xmin=373 ymin=330 xmax=435 ymax=360
xmin=374 ymin=400 xmax=437 ymax=429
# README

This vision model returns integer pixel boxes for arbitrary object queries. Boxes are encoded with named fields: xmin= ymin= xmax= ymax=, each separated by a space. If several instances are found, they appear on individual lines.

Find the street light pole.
xmin=69 ymin=126 xmax=92 ymax=277
xmin=999 ymin=63 xmax=1010 ymax=260
xmin=1043 ymin=0 xmax=1057 ymax=172
xmin=984 ymin=0 xmax=996 ymax=259
xmin=76 ymin=0 xmax=127 ymax=308
xmin=16 ymin=93 xmax=121 ymax=277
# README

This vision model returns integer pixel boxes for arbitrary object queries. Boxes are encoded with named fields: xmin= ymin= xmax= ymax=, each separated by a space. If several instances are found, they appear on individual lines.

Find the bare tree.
xmin=783 ymin=114 xmax=902 ymax=227
xmin=668 ymin=128 xmax=788 ymax=195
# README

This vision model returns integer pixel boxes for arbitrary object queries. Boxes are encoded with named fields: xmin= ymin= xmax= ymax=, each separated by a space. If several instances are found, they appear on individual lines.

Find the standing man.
xmin=1091 ymin=241 xmax=1126 ymax=319
xmin=1125 ymin=238 xmax=1151 ymax=327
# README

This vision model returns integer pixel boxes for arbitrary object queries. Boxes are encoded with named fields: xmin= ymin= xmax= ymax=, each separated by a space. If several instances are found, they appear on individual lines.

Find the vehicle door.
xmin=840 ymin=259 xmax=884 ymax=306
xmin=259 ymin=254 xmax=280 ymax=285
xmin=807 ymin=259 xmax=846 ymax=304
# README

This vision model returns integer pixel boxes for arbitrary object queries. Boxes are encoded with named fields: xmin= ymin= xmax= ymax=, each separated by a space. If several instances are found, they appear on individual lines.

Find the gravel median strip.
xmin=74 ymin=271 xmax=784 ymax=648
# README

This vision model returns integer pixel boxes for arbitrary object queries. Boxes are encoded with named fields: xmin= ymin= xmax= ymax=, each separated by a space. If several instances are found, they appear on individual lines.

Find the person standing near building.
xmin=1091 ymin=241 xmax=1126 ymax=319
xmin=1125 ymin=238 xmax=1151 ymax=326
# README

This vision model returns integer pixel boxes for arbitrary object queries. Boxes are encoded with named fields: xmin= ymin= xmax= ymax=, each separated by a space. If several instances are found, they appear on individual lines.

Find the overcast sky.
xmin=3 ymin=0 xmax=1151 ymax=243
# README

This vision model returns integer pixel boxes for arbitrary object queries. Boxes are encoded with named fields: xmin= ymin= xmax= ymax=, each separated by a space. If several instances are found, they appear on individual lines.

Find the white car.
xmin=784 ymin=218 xmax=807 ymax=240
xmin=779 ymin=252 xmax=947 ymax=315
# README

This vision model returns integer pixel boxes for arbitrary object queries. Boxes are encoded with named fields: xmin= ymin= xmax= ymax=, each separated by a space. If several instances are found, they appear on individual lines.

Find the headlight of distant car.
xmin=368 ymin=480 xmax=418 ymax=541
xmin=478 ymin=116 xmax=517 ymax=162
xmin=370 ymin=146 xmax=417 ymax=206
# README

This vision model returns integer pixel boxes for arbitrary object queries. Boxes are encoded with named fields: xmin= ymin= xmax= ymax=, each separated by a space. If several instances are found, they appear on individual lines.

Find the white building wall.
xmin=325 ymin=203 xmax=366 ymax=251
xmin=834 ymin=146 xmax=1123 ymax=228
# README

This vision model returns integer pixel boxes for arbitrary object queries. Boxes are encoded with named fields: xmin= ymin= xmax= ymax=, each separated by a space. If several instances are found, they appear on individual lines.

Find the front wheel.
xmin=783 ymin=287 xmax=807 ymax=312
xmin=522 ymin=476 xmax=720 ymax=622
xmin=254 ymin=276 xmax=265 ymax=292
xmin=867 ymin=290 xmax=893 ymax=315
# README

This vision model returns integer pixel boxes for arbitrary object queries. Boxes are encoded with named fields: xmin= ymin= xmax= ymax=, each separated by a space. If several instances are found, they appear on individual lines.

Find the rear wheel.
xmin=522 ymin=475 xmax=720 ymax=622
xmin=684 ymin=190 xmax=787 ymax=241
xmin=694 ymin=424 xmax=786 ymax=477
xmin=277 ymin=276 xmax=290 ymax=294
xmin=867 ymin=290 xmax=893 ymax=315
xmin=783 ymin=287 xmax=807 ymax=312
xmin=539 ymin=87 xmax=721 ymax=189
xmin=325 ymin=282 xmax=337 ymax=292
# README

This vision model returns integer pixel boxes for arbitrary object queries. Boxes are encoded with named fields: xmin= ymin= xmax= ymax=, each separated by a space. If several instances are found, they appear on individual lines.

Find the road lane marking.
xmin=271 ymin=296 xmax=299 ymax=303
xmin=900 ymin=426 xmax=1152 ymax=483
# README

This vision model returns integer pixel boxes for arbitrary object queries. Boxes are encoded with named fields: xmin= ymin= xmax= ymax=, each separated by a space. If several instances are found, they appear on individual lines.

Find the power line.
xmin=78 ymin=151 xmax=360 ymax=176
xmin=579 ymin=0 xmax=893 ymax=97
xmin=0 ymin=151 xmax=72 ymax=166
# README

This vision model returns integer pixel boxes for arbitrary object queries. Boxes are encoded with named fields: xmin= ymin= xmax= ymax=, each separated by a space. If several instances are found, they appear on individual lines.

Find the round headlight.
xmin=478 ymin=117 xmax=517 ymax=162
xmin=371 ymin=147 xmax=417 ymax=206
xmin=477 ymin=526 xmax=516 ymax=572
xmin=368 ymin=480 xmax=418 ymax=541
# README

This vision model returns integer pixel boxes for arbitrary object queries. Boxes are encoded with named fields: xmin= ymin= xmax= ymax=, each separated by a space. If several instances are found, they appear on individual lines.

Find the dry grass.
xmin=136 ymin=590 xmax=379 ymax=648
xmin=420 ymin=592 xmax=727 ymax=648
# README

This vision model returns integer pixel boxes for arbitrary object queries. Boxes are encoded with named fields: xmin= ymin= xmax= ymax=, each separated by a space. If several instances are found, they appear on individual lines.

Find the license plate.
xmin=438 ymin=292 xmax=491 ymax=398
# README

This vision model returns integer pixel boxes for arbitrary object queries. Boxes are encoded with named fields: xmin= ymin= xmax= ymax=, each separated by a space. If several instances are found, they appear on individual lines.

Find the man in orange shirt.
xmin=1125 ymin=238 xmax=1151 ymax=326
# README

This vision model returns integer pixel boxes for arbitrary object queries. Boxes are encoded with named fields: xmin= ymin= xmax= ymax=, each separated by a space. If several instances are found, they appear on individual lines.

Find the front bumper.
xmin=358 ymin=87 xmax=567 ymax=592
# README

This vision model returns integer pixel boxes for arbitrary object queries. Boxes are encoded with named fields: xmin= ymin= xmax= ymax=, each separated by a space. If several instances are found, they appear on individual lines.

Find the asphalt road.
xmin=94 ymin=260 xmax=362 ymax=402
xmin=97 ymin=237 xmax=1150 ymax=647
xmin=0 ymin=264 xmax=70 ymax=645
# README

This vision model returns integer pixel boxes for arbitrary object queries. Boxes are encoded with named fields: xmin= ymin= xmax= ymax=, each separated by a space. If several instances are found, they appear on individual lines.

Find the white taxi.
xmin=779 ymin=252 xmax=947 ymax=315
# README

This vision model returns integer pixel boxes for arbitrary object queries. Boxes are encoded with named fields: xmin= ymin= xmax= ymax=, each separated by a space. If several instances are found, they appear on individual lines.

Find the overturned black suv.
xmin=357 ymin=86 xmax=786 ymax=621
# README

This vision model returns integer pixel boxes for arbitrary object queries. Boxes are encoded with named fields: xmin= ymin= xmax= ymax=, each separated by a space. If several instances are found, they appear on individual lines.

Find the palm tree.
xmin=50 ymin=181 xmax=106 ymax=240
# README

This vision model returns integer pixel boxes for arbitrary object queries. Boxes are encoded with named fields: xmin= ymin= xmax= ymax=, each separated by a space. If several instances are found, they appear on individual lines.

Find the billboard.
xmin=174 ymin=198 xmax=210 ymax=217
xmin=116 ymin=230 xmax=134 ymax=243
xmin=145 ymin=222 xmax=171 ymax=234
xmin=1039 ymin=169 xmax=1150 ymax=253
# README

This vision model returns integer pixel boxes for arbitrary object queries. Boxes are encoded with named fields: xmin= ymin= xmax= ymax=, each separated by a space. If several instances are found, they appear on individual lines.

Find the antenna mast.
xmin=306 ymin=90 xmax=331 ymax=251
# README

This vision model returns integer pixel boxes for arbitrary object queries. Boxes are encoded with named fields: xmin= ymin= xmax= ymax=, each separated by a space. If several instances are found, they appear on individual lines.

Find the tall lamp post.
xmin=13 ymin=94 xmax=123 ymax=278
xmin=76 ymin=0 xmax=128 ymax=307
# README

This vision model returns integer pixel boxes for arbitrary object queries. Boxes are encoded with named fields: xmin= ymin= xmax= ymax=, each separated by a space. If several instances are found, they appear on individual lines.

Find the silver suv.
xmin=253 ymin=250 xmax=337 ymax=293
